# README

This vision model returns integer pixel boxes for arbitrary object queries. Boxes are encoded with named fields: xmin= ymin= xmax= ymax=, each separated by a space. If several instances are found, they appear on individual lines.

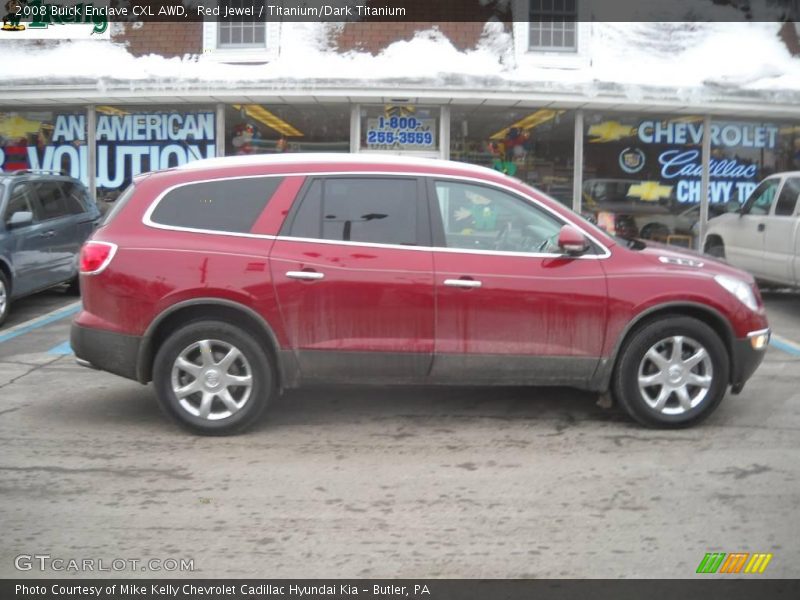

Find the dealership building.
xmin=2 ymin=6 xmax=800 ymax=248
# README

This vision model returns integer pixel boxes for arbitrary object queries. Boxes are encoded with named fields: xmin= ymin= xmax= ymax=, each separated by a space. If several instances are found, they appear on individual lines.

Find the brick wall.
xmin=333 ymin=0 xmax=510 ymax=53
xmin=334 ymin=21 xmax=495 ymax=53
xmin=113 ymin=23 xmax=202 ymax=57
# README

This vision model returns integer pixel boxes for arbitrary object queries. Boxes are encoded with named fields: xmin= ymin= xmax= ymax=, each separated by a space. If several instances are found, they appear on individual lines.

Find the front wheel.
xmin=153 ymin=320 xmax=275 ymax=435
xmin=612 ymin=316 xmax=729 ymax=428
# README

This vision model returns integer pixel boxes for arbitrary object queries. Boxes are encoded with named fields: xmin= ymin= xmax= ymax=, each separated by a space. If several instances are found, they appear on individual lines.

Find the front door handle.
xmin=286 ymin=270 xmax=325 ymax=281
xmin=444 ymin=278 xmax=482 ymax=289
xmin=757 ymin=223 xmax=766 ymax=232
xmin=39 ymin=230 xmax=55 ymax=238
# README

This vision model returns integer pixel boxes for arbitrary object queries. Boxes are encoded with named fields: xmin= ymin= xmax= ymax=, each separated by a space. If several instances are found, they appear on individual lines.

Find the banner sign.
xmin=0 ymin=112 xmax=216 ymax=191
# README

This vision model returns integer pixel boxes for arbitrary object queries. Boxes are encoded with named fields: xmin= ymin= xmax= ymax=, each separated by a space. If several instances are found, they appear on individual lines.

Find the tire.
xmin=612 ymin=316 xmax=729 ymax=428
xmin=0 ymin=271 xmax=9 ymax=327
xmin=153 ymin=320 xmax=275 ymax=435
xmin=65 ymin=276 xmax=80 ymax=295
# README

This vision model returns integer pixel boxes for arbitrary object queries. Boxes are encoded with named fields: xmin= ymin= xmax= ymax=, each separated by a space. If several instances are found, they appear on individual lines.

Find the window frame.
xmin=143 ymin=175 xmax=284 ymax=237
xmin=742 ymin=178 xmax=781 ymax=216
xmin=4 ymin=183 xmax=38 ymax=226
xmin=427 ymin=177 xmax=584 ymax=255
xmin=774 ymin=176 xmax=800 ymax=217
xmin=527 ymin=0 xmax=578 ymax=53
xmin=202 ymin=9 xmax=280 ymax=63
xmin=280 ymin=175 xmax=431 ymax=248
xmin=512 ymin=0 xmax=591 ymax=68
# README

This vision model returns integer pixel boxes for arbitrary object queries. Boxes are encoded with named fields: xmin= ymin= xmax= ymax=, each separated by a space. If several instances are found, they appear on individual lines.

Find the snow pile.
xmin=1 ymin=20 xmax=799 ymax=96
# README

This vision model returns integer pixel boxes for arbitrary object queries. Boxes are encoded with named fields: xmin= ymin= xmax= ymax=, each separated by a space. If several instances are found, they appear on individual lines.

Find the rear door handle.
xmin=39 ymin=230 xmax=55 ymax=238
xmin=444 ymin=278 xmax=482 ymax=289
xmin=286 ymin=270 xmax=325 ymax=281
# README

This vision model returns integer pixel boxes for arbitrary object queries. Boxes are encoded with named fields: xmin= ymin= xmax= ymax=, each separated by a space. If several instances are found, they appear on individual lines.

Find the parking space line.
xmin=47 ymin=341 xmax=74 ymax=355
xmin=770 ymin=334 xmax=800 ymax=357
xmin=0 ymin=302 xmax=81 ymax=345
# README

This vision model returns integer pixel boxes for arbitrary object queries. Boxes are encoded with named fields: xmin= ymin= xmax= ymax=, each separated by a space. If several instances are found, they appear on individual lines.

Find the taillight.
xmin=80 ymin=241 xmax=117 ymax=275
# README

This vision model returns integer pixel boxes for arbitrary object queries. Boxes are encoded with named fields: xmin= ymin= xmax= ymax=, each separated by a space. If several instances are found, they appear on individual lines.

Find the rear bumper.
xmin=730 ymin=328 xmax=770 ymax=394
xmin=70 ymin=322 xmax=143 ymax=383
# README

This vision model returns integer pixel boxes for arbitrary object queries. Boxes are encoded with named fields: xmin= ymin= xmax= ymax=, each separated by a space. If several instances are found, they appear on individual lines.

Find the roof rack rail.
xmin=7 ymin=169 xmax=67 ymax=176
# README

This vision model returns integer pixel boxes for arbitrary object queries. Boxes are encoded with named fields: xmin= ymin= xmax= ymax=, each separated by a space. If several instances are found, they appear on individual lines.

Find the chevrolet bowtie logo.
xmin=627 ymin=181 xmax=673 ymax=202
xmin=587 ymin=120 xmax=637 ymax=142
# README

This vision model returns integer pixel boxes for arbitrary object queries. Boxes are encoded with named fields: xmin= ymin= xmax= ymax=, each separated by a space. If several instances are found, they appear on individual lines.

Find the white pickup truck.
xmin=704 ymin=172 xmax=800 ymax=287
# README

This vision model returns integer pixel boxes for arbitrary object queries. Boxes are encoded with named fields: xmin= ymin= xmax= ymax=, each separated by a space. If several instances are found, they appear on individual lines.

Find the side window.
xmin=150 ymin=177 xmax=283 ymax=234
xmin=60 ymin=182 xmax=89 ymax=215
xmin=775 ymin=178 xmax=800 ymax=217
xmin=434 ymin=181 xmax=564 ymax=253
xmin=5 ymin=184 xmax=35 ymax=224
xmin=31 ymin=181 xmax=69 ymax=221
xmin=286 ymin=178 xmax=420 ymax=246
xmin=743 ymin=179 xmax=780 ymax=216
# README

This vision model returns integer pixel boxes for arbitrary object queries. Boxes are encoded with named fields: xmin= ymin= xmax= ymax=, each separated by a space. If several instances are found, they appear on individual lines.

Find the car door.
xmin=2 ymin=182 xmax=56 ymax=297
xmin=762 ymin=176 xmax=800 ymax=285
xmin=30 ymin=180 xmax=80 ymax=285
xmin=428 ymin=178 xmax=608 ymax=385
xmin=723 ymin=177 xmax=781 ymax=277
xmin=270 ymin=176 xmax=435 ymax=381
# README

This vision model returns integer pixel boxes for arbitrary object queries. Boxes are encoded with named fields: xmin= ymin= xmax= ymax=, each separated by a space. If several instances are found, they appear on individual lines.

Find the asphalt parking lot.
xmin=0 ymin=290 xmax=799 ymax=579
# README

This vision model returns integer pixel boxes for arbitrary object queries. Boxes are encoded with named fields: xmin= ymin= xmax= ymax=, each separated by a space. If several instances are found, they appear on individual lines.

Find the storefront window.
xmin=0 ymin=107 xmax=86 ymax=179
xmin=225 ymin=104 xmax=349 ymax=156
xmin=359 ymin=105 xmax=440 ymax=155
xmin=583 ymin=113 xmax=800 ymax=247
xmin=584 ymin=112 xmax=702 ymax=247
xmin=94 ymin=105 xmax=215 ymax=203
xmin=705 ymin=119 xmax=800 ymax=207
xmin=449 ymin=105 xmax=574 ymax=206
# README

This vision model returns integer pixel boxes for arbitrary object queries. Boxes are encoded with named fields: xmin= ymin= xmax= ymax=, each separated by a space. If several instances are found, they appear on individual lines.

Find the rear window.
xmin=150 ymin=176 xmax=283 ymax=234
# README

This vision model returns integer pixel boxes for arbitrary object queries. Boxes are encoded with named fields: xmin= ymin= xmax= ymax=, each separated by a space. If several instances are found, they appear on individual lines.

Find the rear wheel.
xmin=153 ymin=320 xmax=275 ymax=435
xmin=705 ymin=239 xmax=725 ymax=258
xmin=612 ymin=316 xmax=729 ymax=428
xmin=0 ymin=271 xmax=9 ymax=326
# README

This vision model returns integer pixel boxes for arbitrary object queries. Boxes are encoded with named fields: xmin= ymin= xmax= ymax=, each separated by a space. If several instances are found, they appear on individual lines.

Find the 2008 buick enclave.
xmin=71 ymin=155 xmax=769 ymax=434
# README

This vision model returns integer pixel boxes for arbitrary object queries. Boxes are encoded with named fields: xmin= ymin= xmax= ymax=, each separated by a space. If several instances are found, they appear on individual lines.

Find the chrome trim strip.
xmin=141 ymin=170 xmax=612 ymax=260
xmin=747 ymin=328 xmax=770 ymax=338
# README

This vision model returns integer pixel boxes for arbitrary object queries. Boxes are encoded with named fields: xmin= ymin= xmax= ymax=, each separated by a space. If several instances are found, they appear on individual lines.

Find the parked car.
xmin=71 ymin=155 xmax=769 ymax=434
xmin=583 ymin=178 xmax=727 ymax=247
xmin=704 ymin=172 xmax=800 ymax=288
xmin=0 ymin=170 xmax=102 ymax=326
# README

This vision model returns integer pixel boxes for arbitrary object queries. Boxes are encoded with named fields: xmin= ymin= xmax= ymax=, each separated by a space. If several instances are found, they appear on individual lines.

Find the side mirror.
xmin=558 ymin=225 xmax=590 ymax=256
xmin=6 ymin=211 xmax=33 ymax=228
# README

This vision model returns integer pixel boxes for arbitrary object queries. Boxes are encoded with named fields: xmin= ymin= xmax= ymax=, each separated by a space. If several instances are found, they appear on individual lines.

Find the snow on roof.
xmin=1 ymin=19 xmax=800 ymax=104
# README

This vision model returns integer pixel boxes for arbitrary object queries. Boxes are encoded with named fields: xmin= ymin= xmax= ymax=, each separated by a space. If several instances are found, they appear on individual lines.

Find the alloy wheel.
xmin=637 ymin=335 xmax=713 ymax=415
xmin=170 ymin=339 xmax=253 ymax=420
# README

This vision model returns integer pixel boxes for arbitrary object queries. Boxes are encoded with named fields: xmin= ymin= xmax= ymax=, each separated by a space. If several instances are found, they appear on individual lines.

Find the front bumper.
xmin=70 ymin=322 xmax=143 ymax=382
xmin=730 ymin=328 xmax=770 ymax=394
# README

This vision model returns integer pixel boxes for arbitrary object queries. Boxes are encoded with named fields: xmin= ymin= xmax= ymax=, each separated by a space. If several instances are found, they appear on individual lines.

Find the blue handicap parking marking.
xmin=47 ymin=341 xmax=74 ymax=355
xmin=770 ymin=334 xmax=800 ymax=357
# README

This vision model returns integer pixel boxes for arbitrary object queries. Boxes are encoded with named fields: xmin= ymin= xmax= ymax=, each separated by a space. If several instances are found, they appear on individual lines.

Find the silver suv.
xmin=0 ymin=170 xmax=101 ymax=326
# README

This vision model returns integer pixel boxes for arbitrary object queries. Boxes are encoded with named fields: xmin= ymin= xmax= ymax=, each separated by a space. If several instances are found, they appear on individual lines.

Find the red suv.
xmin=71 ymin=155 xmax=770 ymax=434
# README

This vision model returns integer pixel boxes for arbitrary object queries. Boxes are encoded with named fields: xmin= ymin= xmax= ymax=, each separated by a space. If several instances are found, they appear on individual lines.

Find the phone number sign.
xmin=366 ymin=116 xmax=436 ymax=151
